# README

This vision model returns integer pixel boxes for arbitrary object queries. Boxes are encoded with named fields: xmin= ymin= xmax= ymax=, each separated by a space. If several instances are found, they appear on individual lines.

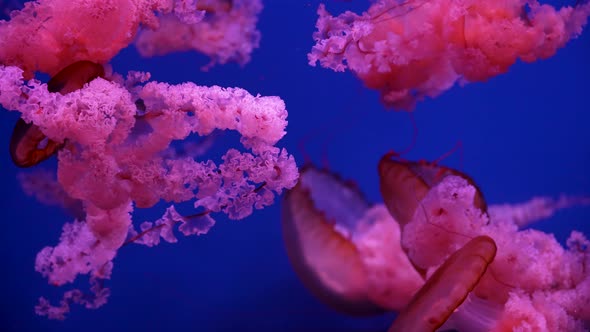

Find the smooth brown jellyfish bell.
xmin=9 ymin=61 xmax=105 ymax=167
xmin=282 ymin=165 xmax=384 ymax=315
xmin=378 ymin=154 xmax=487 ymax=228
xmin=197 ymin=0 xmax=232 ymax=14
xmin=46 ymin=60 xmax=105 ymax=94
xmin=9 ymin=119 xmax=64 ymax=168
xmin=388 ymin=235 xmax=497 ymax=332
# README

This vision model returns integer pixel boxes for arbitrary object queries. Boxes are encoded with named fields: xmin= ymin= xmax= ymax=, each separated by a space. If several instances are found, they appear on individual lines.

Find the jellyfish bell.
xmin=378 ymin=153 xmax=487 ymax=228
xmin=282 ymin=164 xmax=424 ymax=315
xmin=9 ymin=61 xmax=105 ymax=168
xmin=388 ymin=235 xmax=498 ymax=332
xmin=197 ymin=0 xmax=233 ymax=14
xmin=282 ymin=165 xmax=382 ymax=315
xmin=9 ymin=118 xmax=64 ymax=168
xmin=46 ymin=60 xmax=105 ymax=94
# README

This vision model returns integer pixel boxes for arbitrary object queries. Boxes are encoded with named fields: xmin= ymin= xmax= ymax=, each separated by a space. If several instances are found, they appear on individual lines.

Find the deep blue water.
xmin=0 ymin=1 xmax=588 ymax=331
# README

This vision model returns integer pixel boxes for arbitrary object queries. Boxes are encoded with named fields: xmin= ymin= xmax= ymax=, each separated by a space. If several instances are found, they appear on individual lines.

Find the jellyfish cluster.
xmin=0 ymin=0 xmax=298 ymax=319
xmin=279 ymin=0 xmax=590 ymax=329
xmin=283 ymin=157 xmax=590 ymax=331
xmin=0 ymin=0 xmax=588 ymax=330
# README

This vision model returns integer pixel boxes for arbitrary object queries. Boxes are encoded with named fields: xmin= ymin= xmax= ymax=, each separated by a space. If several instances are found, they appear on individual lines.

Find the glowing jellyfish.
xmin=9 ymin=61 xmax=105 ymax=167
xmin=282 ymin=165 xmax=383 ymax=315
xmin=0 ymin=0 xmax=258 ymax=77
xmin=284 ymin=153 xmax=590 ymax=330
xmin=0 ymin=0 xmax=146 ymax=77
xmin=309 ymin=0 xmax=590 ymax=109
xmin=382 ymin=158 xmax=590 ymax=330
xmin=282 ymin=165 xmax=424 ymax=314
xmin=134 ymin=0 xmax=262 ymax=69
xmin=0 ymin=0 xmax=297 ymax=320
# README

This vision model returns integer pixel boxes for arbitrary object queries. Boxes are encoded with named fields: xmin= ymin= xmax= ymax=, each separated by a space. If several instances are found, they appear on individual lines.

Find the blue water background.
xmin=0 ymin=1 xmax=588 ymax=331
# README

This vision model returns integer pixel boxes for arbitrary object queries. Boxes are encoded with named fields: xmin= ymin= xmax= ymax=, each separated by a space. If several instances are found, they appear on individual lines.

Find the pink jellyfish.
xmin=0 ymin=0 xmax=297 ymax=319
xmin=309 ymin=0 xmax=590 ymax=109
xmin=378 ymin=154 xmax=590 ymax=331
xmin=0 ymin=0 xmax=261 ymax=78
xmin=282 ymin=164 xmax=425 ymax=314
xmin=282 ymin=165 xmax=386 ymax=315
xmin=134 ymin=0 xmax=263 ymax=70
xmin=283 ymin=153 xmax=590 ymax=330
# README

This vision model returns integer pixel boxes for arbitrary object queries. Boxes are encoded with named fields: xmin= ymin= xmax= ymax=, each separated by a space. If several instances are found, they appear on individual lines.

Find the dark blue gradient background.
xmin=0 ymin=1 xmax=588 ymax=331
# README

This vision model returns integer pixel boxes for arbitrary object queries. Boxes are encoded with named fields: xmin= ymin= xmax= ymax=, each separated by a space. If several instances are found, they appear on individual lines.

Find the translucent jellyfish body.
xmin=284 ymin=155 xmax=590 ymax=330
xmin=309 ymin=0 xmax=590 ymax=109
xmin=0 ymin=0 xmax=262 ymax=77
xmin=379 ymin=155 xmax=590 ymax=331
xmin=282 ymin=165 xmax=424 ymax=314
xmin=0 ymin=0 xmax=296 ymax=322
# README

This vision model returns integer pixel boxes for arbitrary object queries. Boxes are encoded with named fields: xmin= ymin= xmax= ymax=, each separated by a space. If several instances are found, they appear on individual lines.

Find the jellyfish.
xmin=134 ymin=0 xmax=262 ymax=69
xmin=0 ymin=0 xmax=144 ymax=77
xmin=0 ymin=0 xmax=266 ymax=80
xmin=282 ymin=164 xmax=424 ymax=314
xmin=309 ymin=0 xmax=590 ymax=109
xmin=17 ymin=169 xmax=85 ymax=220
xmin=283 ymin=153 xmax=590 ymax=330
xmin=378 ymin=155 xmax=590 ymax=330
xmin=0 ymin=59 xmax=298 ymax=318
xmin=9 ymin=61 xmax=105 ymax=167
xmin=0 ymin=0 xmax=297 ymax=319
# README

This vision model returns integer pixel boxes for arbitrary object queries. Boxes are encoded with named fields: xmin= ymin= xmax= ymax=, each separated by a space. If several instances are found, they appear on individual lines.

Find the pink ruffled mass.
xmin=0 ymin=0 xmax=298 ymax=320
xmin=135 ymin=0 xmax=263 ymax=70
xmin=309 ymin=0 xmax=590 ymax=110
xmin=402 ymin=176 xmax=590 ymax=331
xmin=283 ymin=161 xmax=590 ymax=330
xmin=0 ymin=64 xmax=298 ymax=318
xmin=0 ymin=0 xmax=261 ymax=77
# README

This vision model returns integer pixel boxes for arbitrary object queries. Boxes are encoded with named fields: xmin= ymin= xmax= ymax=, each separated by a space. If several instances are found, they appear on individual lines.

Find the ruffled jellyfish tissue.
xmin=0 ymin=0 xmax=298 ymax=320
xmin=309 ymin=0 xmax=590 ymax=110
xmin=0 ymin=0 xmax=588 ymax=331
